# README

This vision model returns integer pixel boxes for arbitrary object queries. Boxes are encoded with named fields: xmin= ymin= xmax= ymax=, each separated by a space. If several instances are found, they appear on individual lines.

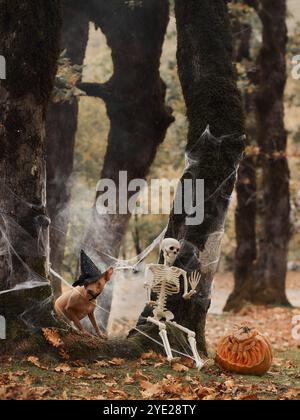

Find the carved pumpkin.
xmin=216 ymin=325 xmax=273 ymax=376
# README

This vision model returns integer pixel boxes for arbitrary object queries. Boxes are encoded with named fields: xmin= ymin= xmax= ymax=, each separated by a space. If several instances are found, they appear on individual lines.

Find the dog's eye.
xmin=170 ymin=247 xmax=175 ymax=251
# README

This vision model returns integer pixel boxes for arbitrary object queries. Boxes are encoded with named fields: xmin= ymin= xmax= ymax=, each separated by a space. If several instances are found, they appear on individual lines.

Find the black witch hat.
xmin=72 ymin=250 xmax=103 ymax=287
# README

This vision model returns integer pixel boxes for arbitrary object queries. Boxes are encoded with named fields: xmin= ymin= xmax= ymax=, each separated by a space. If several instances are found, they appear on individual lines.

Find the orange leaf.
xmin=124 ymin=374 xmax=135 ymax=385
xmin=54 ymin=364 xmax=71 ymax=373
xmin=42 ymin=328 xmax=63 ymax=348
xmin=172 ymin=363 xmax=190 ymax=373
xmin=140 ymin=380 xmax=162 ymax=398
xmin=95 ymin=360 xmax=109 ymax=367
xmin=27 ymin=356 xmax=47 ymax=370
xmin=108 ymin=358 xmax=125 ymax=366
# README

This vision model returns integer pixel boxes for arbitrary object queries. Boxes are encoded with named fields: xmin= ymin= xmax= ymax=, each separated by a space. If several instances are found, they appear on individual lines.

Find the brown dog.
xmin=54 ymin=267 xmax=114 ymax=338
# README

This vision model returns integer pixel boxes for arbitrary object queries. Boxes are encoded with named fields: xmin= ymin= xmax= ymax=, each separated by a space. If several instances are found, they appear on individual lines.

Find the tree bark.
xmin=136 ymin=0 xmax=245 ymax=354
xmin=70 ymin=0 xmax=174 ymax=329
xmin=46 ymin=5 xmax=89 ymax=299
xmin=0 ymin=0 xmax=62 ymax=341
xmin=253 ymin=0 xmax=291 ymax=306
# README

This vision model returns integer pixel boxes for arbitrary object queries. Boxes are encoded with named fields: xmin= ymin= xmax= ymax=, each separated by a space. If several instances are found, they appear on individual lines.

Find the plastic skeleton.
xmin=144 ymin=238 xmax=205 ymax=369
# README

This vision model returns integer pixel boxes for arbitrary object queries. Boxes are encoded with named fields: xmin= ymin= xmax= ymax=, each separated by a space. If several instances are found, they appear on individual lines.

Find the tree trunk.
xmin=0 ymin=0 xmax=62 ymax=342
xmin=225 ymin=150 xmax=257 ymax=311
xmin=253 ymin=0 xmax=291 ymax=306
xmin=225 ymin=7 xmax=258 ymax=312
xmin=74 ymin=0 xmax=174 ymax=329
xmin=136 ymin=0 xmax=245 ymax=354
xmin=46 ymin=5 xmax=89 ymax=299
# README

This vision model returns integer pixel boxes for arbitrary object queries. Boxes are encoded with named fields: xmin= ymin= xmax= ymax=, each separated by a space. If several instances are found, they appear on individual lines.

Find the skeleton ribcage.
xmin=148 ymin=265 xmax=183 ymax=295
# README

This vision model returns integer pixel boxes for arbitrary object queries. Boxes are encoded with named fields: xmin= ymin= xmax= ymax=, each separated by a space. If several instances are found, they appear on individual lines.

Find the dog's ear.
xmin=105 ymin=267 xmax=114 ymax=282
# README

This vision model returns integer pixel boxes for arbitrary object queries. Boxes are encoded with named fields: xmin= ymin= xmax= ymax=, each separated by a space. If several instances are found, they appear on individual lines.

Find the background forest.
xmin=0 ymin=0 xmax=300 ymax=401
xmin=57 ymin=0 xmax=300 ymax=318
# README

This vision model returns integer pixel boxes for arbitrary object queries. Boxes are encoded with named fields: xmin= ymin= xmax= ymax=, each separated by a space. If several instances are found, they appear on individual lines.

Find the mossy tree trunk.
xmin=253 ymin=0 xmax=291 ymax=306
xmin=69 ymin=0 xmax=174 ymax=329
xmin=0 ymin=0 xmax=62 ymax=342
xmin=137 ymin=0 xmax=245 ymax=354
xmin=46 ymin=4 xmax=89 ymax=299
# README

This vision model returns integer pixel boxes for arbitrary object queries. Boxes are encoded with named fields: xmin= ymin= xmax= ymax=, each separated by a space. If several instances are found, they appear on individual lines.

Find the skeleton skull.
xmin=161 ymin=238 xmax=181 ymax=266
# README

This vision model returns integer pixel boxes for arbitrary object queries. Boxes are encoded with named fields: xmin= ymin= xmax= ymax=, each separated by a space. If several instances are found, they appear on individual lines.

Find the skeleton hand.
xmin=183 ymin=272 xmax=201 ymax=300
xmin=188 ymin=271 xmax=201 ymax=292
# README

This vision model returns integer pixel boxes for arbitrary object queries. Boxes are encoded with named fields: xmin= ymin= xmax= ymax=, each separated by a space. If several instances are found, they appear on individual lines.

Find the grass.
xmin=0 ymin=347 xmax=299 ymax=400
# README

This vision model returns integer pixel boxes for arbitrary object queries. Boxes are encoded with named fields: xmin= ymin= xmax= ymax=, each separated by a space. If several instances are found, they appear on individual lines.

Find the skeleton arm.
xmin=144 ymin=265 xmax=153 ymax=304
xmin=182 ymin=271 xmax=189 ymax=299
xmin=183 ymin=271 xmax=201 ymax=300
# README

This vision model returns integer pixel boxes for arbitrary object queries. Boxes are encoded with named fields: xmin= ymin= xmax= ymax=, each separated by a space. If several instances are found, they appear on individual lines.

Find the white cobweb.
xmin=0 ymin=126 xmax=240 ymax=359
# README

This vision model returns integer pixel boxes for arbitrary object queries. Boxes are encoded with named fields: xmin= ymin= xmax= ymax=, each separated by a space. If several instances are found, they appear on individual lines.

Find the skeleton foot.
xmin=147 ymin=317 xmax=173 ymax=362
xmin=168 ymin=321 xmax=205 ymax=370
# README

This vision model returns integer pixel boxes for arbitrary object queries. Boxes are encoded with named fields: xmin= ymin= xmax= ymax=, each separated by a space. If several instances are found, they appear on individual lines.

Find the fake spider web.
xmin=0 ymin=127 xmax=240 ymax=359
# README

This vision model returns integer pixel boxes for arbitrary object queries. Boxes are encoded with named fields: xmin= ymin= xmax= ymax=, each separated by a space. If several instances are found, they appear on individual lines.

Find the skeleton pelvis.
xmin=153 ymin=307 xmax=174 ymax=322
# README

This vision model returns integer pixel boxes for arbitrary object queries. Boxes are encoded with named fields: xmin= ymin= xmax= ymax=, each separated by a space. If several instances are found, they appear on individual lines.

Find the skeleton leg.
xmin=168 ymin=321 xmax=205 ymax=370
xmin=147 ymin=317 xmax=173 ymax=362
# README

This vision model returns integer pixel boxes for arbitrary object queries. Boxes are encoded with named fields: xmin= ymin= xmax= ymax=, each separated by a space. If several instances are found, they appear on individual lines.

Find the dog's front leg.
xmin=65 ymin=307 xmax=87 ymax=334
xmin=88 ymin=312 xmax=107 ymax=339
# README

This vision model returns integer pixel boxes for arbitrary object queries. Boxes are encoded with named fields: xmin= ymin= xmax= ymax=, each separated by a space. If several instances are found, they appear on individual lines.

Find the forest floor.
xmin=0 ymin=273 xmax=299 ymax=400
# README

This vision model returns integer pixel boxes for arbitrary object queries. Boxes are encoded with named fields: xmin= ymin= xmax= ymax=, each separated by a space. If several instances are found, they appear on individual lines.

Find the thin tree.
xmin=225 ymin=0 xmax=258 ymax=311
xmin=226 ymin=0 xmax=291 ymax=309
xmin=0 ymin=0 xmax=62 ymax=343
xmin=254 ymin=0 xmax=291 ymax=306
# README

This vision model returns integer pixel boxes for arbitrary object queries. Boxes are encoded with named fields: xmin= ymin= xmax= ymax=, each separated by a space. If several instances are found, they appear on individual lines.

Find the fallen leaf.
xmin=202 ymin=393 xmax=217 ymax=400
xmin=224 ymin=379 xmax=235 ymax=391
xmin=71 ymin=367 xmax=89 ymax=378
xmin=140 ymin=380 xmax=162 ymax=398
xmin=95 ymin=360 xmax=109 ymax=368
xmin=27 ymin=357 xmax=47 ymax=370
xmin=90 ymin=373 xmax=106 ymax=380
xmin=140 ymin=351 xmax=158 ymax=360
xmin=109 ymin=389 xmax=129 ymax=399
xmin=124 ymin=374 xmax=135 ymax=385
xmin=104 ymin=381 xmax=118 ymax=387
xmin=172 ymin=363 xmax=189 ymax=373
xmin=196 ymin=386 xmax=216 ymax=400
xmin=54 ymin=364 xmax=71 ymax=373
xmin=108 ymin=358 xmax=125 ymax=366
xmin=42 ymin=328 xmax=62 ymax=348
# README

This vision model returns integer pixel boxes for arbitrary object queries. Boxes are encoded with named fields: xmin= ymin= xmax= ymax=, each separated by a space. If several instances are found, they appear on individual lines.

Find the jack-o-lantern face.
xmin=215 ymin=325 xmax=273 ymax=376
